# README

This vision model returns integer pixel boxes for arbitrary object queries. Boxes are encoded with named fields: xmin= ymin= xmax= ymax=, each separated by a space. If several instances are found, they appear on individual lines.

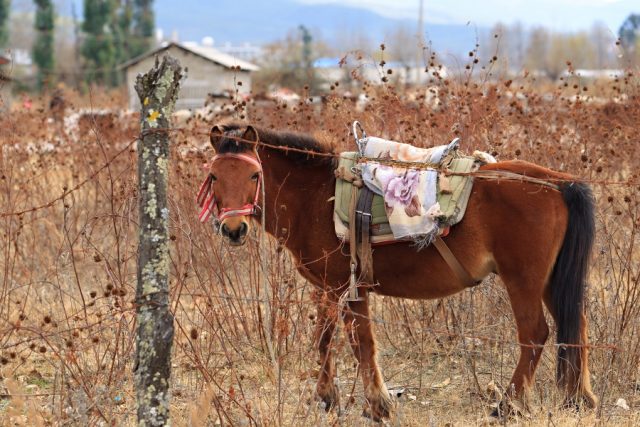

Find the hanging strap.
xmin=432 ymin=236 xmax=476 ymax=287
xmin=346 ymin=191 xmax=474 ymax=297
xmin=348 ymin=184 xmax=361 ymax=301
xmin=356 ymin=186 xmax=375 ymax=284
xmin=346 ymin=185 xmax=376 ymax=301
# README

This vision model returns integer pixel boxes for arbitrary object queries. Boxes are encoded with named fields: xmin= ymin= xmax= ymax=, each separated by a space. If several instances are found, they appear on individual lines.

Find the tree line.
xmin=480 ymin=16 xmax=639 ymax=79
xmin=0 ymin=2 xmax=637 ymax=92
xmin=258 ymin=14 xmax=639 ymax=94
xmin=0 ymin=0 xmax=154 ymax=89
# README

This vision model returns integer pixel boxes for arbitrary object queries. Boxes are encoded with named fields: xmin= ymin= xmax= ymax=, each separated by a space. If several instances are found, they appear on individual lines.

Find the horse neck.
xmin=257 ymin=147 xmax=334 ymax=243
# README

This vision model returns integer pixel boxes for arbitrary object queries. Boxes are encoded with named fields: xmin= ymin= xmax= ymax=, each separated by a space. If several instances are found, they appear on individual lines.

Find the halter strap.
xmin=196 ymin=152 xmax=263 ymax=223
xmin=211 ymin=153 xmax=262 ymax=169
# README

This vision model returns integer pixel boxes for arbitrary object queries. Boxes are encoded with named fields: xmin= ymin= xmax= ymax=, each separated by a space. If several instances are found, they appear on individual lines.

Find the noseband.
xmin=196 ymin=153 xmax=262 ymax=223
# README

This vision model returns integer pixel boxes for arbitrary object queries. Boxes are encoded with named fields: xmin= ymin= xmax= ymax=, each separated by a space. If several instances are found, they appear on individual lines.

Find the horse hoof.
xmin=315 ymin=387 xmax=339 ymax=412
xmin=490 ymin=399 xmax=527 ymax=420
xmin=362 ymin=396 xmax=393 ymax=422
xmin=320 ymin=396 xmax=336 ymax=412
xmin=562 ymin=393 xmax=598 ymax=411
xmin=561 ymin=399 xmax=580 ymax=412
xmin=490 ymin=405 xmax=512 ymax=419
xmin=362 ymin=408 xmax=387 ymax=423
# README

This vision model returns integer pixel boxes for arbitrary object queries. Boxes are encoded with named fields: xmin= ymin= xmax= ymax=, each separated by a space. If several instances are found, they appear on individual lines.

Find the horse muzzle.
xmin=220 ymin=219 xmax=249 ymax=246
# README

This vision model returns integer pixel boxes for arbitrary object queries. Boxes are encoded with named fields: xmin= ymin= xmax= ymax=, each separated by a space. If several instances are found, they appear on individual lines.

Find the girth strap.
xmin=345 ymin=178 xmax=475 ymax=301
xmin=432 ymin=235 xmax=476 ymax=287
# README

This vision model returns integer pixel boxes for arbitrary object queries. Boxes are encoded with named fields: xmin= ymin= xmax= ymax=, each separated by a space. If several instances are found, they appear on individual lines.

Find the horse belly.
xmin=372 ymin=276 xmax=469 ymax=299
xmin=369 ymin=243 xmax=482 ymax=300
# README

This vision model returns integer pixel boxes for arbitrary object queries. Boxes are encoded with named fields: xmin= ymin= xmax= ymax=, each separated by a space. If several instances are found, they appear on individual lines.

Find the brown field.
xmin=1 ymin=64 xmax=639 ymax=426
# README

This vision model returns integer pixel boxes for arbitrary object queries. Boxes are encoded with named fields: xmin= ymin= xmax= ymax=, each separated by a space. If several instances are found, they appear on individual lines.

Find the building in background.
xmin=313 ymin=57 xmax=448 ymax=90
xmin=121 ymin=41 xmax=259 ymax=111
xmin=216 ymin=42 xmax=264 ymax=62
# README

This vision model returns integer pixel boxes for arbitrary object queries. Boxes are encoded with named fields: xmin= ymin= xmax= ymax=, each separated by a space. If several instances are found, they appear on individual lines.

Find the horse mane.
xmin=217 ymin=122 xmax=335 ymax=167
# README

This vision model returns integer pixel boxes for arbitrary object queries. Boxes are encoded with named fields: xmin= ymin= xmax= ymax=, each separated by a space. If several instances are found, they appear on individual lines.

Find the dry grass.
xmin=0 ymin=57 xmax=639 ymax=426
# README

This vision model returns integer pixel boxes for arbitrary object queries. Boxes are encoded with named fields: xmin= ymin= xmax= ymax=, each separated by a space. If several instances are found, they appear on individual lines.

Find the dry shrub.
xmin=0 ymin=56 xmax=639 ymax=426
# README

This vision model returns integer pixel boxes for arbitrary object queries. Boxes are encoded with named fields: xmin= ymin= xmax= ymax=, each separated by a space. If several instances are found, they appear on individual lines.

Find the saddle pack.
xmin=333 ymin=151 xmax=481 ymax=244
xmin=334 ymin=122 xmax=494 ymax=301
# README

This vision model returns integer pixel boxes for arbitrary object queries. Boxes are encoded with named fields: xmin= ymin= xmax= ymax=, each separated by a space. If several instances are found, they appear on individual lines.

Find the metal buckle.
xmin=346 ymin=262 xmax=363 ymax=301
xmin=352 ymin=121 xmax=368 ymax=157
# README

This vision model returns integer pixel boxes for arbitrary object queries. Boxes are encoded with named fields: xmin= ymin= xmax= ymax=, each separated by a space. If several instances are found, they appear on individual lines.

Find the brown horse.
xmin=202 ymin=123 xmax=597 ymax=420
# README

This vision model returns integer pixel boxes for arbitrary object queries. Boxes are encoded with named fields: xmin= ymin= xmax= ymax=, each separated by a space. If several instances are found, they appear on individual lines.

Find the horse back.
xmin=480 ymin=159 xmax=576 ymax=181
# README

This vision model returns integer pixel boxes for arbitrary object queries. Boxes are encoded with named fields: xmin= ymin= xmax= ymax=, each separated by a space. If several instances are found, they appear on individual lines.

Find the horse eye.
xmin=251 ymin=173 xmax=260 ymax=181
xmin=210 ymin=174 xmax=217 ymax=182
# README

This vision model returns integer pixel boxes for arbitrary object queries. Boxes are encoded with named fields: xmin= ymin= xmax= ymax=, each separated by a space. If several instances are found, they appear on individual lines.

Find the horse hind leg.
xmin=342 ymin=296 xmax=393 ymax=421
xmin=544 ymin=180 xmax=597 ymax=409
xmin=497 ymin=277 xmax=550 ymax=416
xmin=543 ymin=293 xmax=598 ymax=409
xmin=575 ymin=312 xmax=597 ymax=408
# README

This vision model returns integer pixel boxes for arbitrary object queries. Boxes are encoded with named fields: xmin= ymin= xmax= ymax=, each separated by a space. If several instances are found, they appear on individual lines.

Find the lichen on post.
xmin=134 ymin=55 xmax=183 ymax=426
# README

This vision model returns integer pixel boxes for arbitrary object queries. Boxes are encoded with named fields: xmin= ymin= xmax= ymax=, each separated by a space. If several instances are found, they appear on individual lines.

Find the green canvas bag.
xmin=333 ymin=152 xmax=481 ymax=239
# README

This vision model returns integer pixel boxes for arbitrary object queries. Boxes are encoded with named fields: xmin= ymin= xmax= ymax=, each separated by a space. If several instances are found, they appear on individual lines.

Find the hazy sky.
xmin=298 ymin=0 xmax=636 ymax=32
xmin=16 ymin=1 xmax=637 ymax=34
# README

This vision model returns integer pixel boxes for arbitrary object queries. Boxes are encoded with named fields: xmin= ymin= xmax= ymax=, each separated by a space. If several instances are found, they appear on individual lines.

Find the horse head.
xmin=203 ymin=124 xmax=262 ymax=246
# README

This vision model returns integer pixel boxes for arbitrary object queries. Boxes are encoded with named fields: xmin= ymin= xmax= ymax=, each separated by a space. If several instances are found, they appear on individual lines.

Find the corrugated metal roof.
xmin=121 ymin=42 xmax=259 ymax=72
xmin=184 ymin=43 xmax=259 ymax=71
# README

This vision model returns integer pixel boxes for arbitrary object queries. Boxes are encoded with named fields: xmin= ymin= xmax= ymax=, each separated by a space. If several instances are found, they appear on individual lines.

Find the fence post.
xmin=134 ymin=55 xmax=183 ymax=426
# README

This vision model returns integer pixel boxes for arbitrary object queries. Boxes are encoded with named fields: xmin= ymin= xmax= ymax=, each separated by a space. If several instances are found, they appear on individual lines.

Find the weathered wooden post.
xmin=134 ymin=55 xmax=183 ymax=426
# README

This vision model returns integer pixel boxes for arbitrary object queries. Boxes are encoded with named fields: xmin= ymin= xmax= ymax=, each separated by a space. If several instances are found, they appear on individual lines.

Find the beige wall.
xmin=125 ymin=46 xmax=253 ymax=111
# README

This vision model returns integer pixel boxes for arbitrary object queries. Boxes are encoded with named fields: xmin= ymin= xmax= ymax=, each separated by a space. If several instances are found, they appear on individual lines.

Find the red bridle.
xmin=196 ymin=153 xmax=262 ymax=223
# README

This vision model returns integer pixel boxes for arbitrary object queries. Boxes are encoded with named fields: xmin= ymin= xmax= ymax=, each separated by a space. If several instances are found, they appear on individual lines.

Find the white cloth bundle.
xmin=361 ymin=137 xmax=459 ymax=243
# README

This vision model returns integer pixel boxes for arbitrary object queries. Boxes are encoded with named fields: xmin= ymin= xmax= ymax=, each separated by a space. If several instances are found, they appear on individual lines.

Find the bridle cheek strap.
xmin=196 ymin=153 xmax=263 ymax=223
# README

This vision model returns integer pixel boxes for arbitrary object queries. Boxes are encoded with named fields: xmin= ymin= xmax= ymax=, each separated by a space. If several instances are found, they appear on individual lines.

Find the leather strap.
xmin=357 ymin=187 xmax=375 ymax=284
xmin=348 ymin=183 xmax=360 ymax=300
xmin=432 ymin=236 xmax=476 ymax=287
xmin=347 ymin=184 xmax=376 ymax=301
xmin=335 ymin=166 xmax=363 ymax=187
xmin=341 ymin=161 xmax=474 ymax=293
xmin=355 ymin=187 xmax=365 ymax=244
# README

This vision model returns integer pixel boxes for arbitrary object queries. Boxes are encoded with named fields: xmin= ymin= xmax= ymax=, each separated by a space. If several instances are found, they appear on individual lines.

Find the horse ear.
xmin=243 ymin=125 xmax=259 ymax=145
xmin=210 ymin=125 xmax=225 ymax=151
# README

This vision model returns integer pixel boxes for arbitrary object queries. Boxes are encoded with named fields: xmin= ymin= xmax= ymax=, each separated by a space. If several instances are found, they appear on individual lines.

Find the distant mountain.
xmin=154 ymin=0 xmax=481 ymax=57
xmin=47 ymin=0 xmax=481 ymax=58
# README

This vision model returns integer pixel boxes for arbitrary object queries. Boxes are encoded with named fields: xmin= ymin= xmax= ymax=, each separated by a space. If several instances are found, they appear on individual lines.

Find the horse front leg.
xmin=342 ymin=295 xmax=393 ymax=421
xmin=314 ymin=290 xmax=340 ymax=410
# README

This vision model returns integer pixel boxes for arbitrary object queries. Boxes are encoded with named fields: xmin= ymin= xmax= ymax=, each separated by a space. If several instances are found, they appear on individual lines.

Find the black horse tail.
xmin=549 ymin=182 xmax=595 ymax=392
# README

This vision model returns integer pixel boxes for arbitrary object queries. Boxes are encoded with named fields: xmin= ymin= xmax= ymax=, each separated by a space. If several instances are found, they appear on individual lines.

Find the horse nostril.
xmin=220 ymin=222 xmax=247 ymax=242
